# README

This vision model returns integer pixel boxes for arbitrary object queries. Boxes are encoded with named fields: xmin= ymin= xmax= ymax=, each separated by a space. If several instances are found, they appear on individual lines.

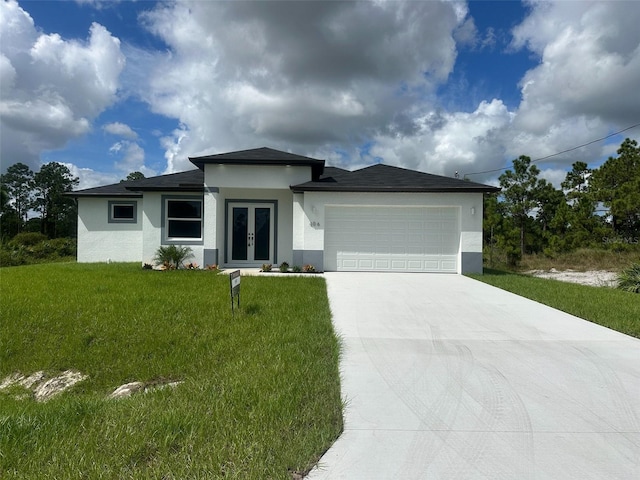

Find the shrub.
xmin=29 ymin=241 xmax=54 ymax=259
xmin=30 ymin=238 xmax=75 ymax=259
xmin=261 ymin=263 xmax=272 ymax=272
xmin=152 ymin=245 xmax=194 ymax=269
xmin=10 ymin=232 xmax=48 ymax=247
xmin=0 ymin=249 xmax=24 ymax=267
xmin=292 ymin=265 xmax=302 ymax=273
xmin=0 ymin=237 xmax=76 ymax=267
xmin=279 ymin=261 xmax=290 ymax=273
xmin=48 ymin=238 xmax=76 ymax=257
xmin=617 ymin=263 xmax=640 ymax=293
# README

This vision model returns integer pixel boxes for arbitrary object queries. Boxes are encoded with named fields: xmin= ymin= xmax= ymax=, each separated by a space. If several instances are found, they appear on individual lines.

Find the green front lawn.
xmin=0 ymin=263 xmax=343 ymax=479
xmin=469 ymin=269 xmax=640 ymax=338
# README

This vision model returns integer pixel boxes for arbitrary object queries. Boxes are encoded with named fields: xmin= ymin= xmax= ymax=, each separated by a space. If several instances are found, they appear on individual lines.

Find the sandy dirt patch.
xmin=526 ymin=269 xmax=618 ymax=287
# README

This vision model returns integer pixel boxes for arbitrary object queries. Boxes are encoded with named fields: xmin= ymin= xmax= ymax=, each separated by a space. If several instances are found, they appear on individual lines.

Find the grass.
xmin=0 ymin=263 xmax=343 ymax=479
xmin=469 ymin=269 xmax=640 ymax=338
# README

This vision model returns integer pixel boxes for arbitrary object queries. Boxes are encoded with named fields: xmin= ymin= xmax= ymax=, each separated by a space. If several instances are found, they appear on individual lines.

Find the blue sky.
xmin=2 ymin=0 xmax=639 ymax=189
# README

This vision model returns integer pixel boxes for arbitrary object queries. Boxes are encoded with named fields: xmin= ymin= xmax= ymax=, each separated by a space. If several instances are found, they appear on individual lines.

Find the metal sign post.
xmin=229 ymin=270 xmax=241 ymax=314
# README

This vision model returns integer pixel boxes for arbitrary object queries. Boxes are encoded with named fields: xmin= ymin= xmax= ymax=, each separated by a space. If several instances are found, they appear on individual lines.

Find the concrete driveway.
xmin=307 ymin=273 xmax=640 ymax=480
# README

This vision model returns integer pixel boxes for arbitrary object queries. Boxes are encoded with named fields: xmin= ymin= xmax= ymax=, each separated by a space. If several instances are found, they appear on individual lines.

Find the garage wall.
xmin=298 ymin=191 xmax=485 ymax=273
xmin=325 ymin=205 xmax=460 ymax=272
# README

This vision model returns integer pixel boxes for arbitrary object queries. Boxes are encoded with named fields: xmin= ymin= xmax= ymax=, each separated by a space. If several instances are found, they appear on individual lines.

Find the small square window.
xmin=113 ymin=204 xmax=134 ymax=219
xmin=109 ymin=201 xmax=137 ymax=223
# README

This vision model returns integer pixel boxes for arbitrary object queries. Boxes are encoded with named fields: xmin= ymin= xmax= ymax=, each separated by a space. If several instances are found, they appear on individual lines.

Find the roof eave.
xmin=190 ymin=157 xmax=325 ymax=178
xmin=291 ymin=185 xmax=501 ymax=194
xmin=129 ymin=186 xmax=204 ymax=192
xmin=66 ymin=191 xmax=144 ymax=198
xmin=190 ymin=157 xmax=322 ymax=167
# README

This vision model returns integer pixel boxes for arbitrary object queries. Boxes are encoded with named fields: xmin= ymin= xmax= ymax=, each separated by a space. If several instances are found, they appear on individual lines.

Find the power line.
xmin=463 ymin=122 xmax=640 ymax=177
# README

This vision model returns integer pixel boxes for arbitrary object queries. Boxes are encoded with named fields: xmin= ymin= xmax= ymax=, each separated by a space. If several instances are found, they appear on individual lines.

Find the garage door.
xmin=324 ymin=206 xmax=460 ymax=272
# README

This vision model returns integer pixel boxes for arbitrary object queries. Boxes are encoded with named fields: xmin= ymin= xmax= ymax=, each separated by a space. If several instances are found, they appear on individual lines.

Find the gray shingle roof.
xmin=122 ymin=169 xmax=204 ymax=192
xmin=190 ymin=147 xmax=325 ymax=179
xmin=291 ymin=164 xmax=499 ymax=193
xmin=69 ymin=169 xmax=203 ymax=197
xmin=70 ymin=150 xmax=499 ymax=196
xmin=68 ymin=181 xmax=143 ymax=197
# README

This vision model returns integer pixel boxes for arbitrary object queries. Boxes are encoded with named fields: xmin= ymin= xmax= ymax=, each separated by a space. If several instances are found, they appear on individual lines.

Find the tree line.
xmin=485 ymin=138 xmax=640 ymax=265
xmin=1 ymin=162 xmax=79 ymax=240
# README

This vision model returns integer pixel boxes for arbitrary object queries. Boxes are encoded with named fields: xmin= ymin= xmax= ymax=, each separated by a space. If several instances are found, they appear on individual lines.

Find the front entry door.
xmin=227 ymin=203 xmax=274 ymax=265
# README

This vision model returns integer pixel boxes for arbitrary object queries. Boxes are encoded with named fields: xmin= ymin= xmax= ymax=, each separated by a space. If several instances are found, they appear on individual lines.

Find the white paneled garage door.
xmin=324 ymin=206 xmax=460 ymax=272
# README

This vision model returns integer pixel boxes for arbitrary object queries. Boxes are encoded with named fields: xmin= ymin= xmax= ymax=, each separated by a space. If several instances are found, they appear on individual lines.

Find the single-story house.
xmin=70 ymin=147 xmax=499 ymax=273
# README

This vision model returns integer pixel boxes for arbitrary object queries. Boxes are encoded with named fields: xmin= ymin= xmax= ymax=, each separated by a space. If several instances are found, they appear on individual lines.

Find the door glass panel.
xmin=232 ymin=207 xmax=248 ymax=261
xmin=254 ymin=207 xmax=271 ymax=261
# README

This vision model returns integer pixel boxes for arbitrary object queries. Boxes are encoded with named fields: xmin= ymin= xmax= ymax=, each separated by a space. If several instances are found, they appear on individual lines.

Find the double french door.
xmin=227 ymin=202 xmax=274 ymax=265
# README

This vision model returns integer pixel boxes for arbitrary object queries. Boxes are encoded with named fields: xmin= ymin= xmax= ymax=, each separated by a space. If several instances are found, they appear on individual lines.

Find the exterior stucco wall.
xmin=142 ymin=192 xmax=206 ymax=265
xmin=299 ymin=191 xmax=485 ymax=274
xmin=204 ymin=164 xmax=306 ymax=266
xmin=204 ymin=164 xmax=311 ymax=189
xmin=292 ymin=193 xmax=305 ymax=252
xmin=141 ymin=192 xmax=206 ymax=266
xmin=203 ymin=187 xmax=218 ymax=267
xmin=77 ymin=197 xmax=143 ymax=263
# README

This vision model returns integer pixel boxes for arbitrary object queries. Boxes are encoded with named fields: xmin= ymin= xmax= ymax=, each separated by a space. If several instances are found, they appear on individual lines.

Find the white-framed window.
xmin=164 ymin=197 xmax=203 ymax=242
xmin=108 ymin=201 xmax=137 ymax=223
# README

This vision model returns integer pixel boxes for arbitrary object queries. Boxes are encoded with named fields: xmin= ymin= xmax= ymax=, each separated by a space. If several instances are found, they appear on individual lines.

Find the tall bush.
xmin=0 ymin=236 xmax=76 ymax=267
xmin=10 ymin=232 xmax=48 ymax=247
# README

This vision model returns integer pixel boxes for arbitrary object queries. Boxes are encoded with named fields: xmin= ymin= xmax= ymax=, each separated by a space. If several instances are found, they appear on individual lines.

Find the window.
xmin=165 ymin=198 xmax=203 ymax=241
xmin=108 ymin=201 xmax=137 ymax=223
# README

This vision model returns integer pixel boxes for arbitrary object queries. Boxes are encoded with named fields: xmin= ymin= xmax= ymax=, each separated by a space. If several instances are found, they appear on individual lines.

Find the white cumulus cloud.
xmin=510 ymin=0 xmax=640 ymax=150
xmin=3 ymin=0 xmax=639 ymax=188
xmin=0 ymin=0 xmax=125 ymax=171
xmin=103 ymin=122 xmax=138 ymax=140
xmin=131 ymin=0 xmax=466 ymax=173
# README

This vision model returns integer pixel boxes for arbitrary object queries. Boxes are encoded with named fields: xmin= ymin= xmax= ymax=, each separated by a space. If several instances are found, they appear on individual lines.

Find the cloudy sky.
xmin=1 ymin=0 xmax=639 ymax=189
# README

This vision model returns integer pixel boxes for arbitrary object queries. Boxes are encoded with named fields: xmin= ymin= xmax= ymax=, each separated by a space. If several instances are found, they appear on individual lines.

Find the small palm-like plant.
xmin=153 ymin=245 xmax=194 ymax=269
xmin=617 ymin=263 xmax=640 ymax=293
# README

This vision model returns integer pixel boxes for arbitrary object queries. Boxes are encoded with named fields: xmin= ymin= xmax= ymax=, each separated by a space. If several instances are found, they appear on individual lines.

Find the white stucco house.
xmin=70 ymin=147 xmax=499 ymax=273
